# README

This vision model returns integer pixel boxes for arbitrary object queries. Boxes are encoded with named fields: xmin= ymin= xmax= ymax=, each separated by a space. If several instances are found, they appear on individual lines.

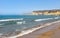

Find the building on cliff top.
xmin=32 ymin=9 xmax=60 ymax=15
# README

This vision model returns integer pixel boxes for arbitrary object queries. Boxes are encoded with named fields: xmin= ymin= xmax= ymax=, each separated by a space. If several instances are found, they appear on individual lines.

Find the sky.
xmin=0 ymin=0 xmax=60 ymax=15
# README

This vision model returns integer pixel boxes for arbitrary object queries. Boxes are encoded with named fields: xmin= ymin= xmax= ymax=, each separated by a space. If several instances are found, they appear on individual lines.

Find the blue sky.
xmin=0 ymin=0 xmax=60 ymax=15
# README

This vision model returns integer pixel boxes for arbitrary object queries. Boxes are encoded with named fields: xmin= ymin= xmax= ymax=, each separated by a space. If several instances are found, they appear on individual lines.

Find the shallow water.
xmin=0 ymin=15 xmax=60 ymax=37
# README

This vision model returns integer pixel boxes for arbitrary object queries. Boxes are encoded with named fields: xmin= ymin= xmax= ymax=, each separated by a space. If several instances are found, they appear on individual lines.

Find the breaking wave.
xmin=34 ymin=17 xmax=60 ymax=21
xmin=0 ymin=18 xmax=23 ymax=22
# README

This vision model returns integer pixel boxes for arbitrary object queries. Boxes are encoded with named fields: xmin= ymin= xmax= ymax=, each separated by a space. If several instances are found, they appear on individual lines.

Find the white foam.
xmin=8 ymin=27 xmax=41 ymax=38
xmin=34 ymin=18 xmax=53 ymax=21
xmin=34 ymin=17 xmax=60 ymax=22
xmin=54 ymin=17 xmax=60 ymax=19
xmin=0 ymin=18 xmax=23 ymax=22
xmin=17 ymin=21 xmax=26 ymax=24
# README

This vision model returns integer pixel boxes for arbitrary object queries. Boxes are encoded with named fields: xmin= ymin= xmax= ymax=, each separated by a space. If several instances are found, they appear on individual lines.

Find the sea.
xmin=0 ymin=15 xmax=60 ymax=37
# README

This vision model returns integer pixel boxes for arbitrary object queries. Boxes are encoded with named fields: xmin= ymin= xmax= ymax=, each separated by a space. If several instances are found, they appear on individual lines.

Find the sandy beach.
xmin=17 ymin=20 xmax=60 ymax=38
xmin=37 ymin=27 xmax=60 ymax=38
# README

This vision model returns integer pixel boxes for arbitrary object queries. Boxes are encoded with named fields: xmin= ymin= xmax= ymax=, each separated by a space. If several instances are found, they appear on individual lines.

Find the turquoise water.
xmin=0 ymin=15 xmax=59 ymax=34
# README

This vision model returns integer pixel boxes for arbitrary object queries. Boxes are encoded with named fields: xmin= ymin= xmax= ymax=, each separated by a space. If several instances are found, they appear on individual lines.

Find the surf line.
xmin=9 ymin=20 xmax=60 ymax=38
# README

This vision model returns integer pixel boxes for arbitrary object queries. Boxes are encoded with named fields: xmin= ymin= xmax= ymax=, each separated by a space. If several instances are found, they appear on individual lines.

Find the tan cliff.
xmin=32 ymin=9 xmax=60 ymax=15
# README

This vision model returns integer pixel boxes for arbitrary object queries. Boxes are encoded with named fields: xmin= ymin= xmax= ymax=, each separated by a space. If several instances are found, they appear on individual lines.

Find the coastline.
xmin=0 ymin=20 xmax=60 ymax=38
xmin=0 ymin=16 xmax=60 ymax=38
xmin=16 ymin=20 xmax=60 ymax=38
xmin=7 ymin=20 xmax=60 ymax=38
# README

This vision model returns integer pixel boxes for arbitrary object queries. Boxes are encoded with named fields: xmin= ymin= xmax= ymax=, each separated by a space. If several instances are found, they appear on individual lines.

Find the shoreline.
xmin=0 ymin=20 xmax=60 ymax=38
xmin=8 ymin=20 xmax=60 ymax=38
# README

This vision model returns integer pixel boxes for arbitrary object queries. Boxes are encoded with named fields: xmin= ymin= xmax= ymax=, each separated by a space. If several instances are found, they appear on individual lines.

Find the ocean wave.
xmin=54 ymin=17 xmax=60 ymax=19
xmin=34 ymin=18 xmax=53 ymax=21
xmin=0 ymin=18 xmax=23 ymax=22
xmin=16 ymin=21 xmax=26 ymax=24
xmin=34 ymin=17 xmax=60 ymax=22
xmin=0 ymin=20 xmax=60 ymax=38
xmin=8 ymin=26 xmax=41 ymax=38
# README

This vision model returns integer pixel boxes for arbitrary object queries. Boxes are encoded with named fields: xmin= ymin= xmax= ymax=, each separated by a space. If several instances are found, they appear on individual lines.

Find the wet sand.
xmin=17 ymin=21 xmax=60 ymax=38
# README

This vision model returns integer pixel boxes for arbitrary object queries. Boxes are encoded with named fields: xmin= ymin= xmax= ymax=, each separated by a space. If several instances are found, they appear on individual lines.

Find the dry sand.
xmin=37 ymin=27 xmax=60 ymax=38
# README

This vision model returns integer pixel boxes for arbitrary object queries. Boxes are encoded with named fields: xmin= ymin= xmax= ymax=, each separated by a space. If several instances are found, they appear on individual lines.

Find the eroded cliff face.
xmin=32 ymin=9 xmax=60 ymax=15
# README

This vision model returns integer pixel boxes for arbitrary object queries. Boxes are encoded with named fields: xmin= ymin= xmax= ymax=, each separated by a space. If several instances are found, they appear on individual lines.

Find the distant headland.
xmin=32 ymin=9 xmax=60 ymax=15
